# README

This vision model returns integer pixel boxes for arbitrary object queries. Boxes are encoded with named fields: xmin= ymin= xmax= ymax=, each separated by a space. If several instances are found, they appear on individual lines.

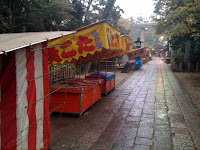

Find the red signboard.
xmin=128 ymin=48 xmax=146 ymax=59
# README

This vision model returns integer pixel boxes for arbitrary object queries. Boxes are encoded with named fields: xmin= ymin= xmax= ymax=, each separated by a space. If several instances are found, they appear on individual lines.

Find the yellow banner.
xmin=48 ymin=22 xmax=121 ymax=65
xmin=120 ymin=35 xmax=133 ymax=52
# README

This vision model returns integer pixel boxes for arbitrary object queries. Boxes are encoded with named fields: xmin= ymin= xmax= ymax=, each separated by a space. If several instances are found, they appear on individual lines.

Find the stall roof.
xmin=76 ymin=19 xmax=119 ymax=32
xmin=48 ymin=20 xmax=124 ymax=65
xmin=0 ymin=31 xmax=75 ymax=54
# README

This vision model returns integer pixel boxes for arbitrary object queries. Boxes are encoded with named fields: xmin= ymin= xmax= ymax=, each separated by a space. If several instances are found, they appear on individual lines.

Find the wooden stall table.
xmin=50 ymin=79 xmax=102 ymax=115
xmin=86 ymin=72 xmax=115 ymax=95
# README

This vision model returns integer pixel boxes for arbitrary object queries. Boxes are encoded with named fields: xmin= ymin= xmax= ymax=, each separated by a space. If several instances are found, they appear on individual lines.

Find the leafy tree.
xmin=0 ymin=0 xmax=9 ymax=32
xmin=64 ymin=0 xmax=85 ymax=30
xmin=154 ymin=0 xmax=200 ymax=64
xmin=0 ymin=0 xmax=126 ymax=34
xmin=0 ymin=0 xmax=72 ymax=33
xmin=102 ymin=0 xmax=116 ymax=19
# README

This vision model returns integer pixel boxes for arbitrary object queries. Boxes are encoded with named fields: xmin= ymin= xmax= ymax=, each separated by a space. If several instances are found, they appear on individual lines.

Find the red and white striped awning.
xmin=0 ymin=43 xmax=50 ymax=149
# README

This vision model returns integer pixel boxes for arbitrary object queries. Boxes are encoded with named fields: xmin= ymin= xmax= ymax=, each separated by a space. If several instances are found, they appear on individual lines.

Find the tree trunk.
xmin=187 ymin=63 xmax=192 ymax=72
xmin=184 ymin=41 xmax=191 ymax=64
xmin=84 ymin=0 xmax=93 ymax=24
xmin=196 ymin=63 xmax=200 ymax=72
xmin=178 ymin=63 xmax=183 ymax=72
xmin=8 ymin=0 xmax=14 ymax=32
xmin=171 ymin=49 xmax=177 ymax=71
xmin=102 ymin=0 xmax=116 ymax=20
xmin=39 ymin=16 xmax=45 ymax=31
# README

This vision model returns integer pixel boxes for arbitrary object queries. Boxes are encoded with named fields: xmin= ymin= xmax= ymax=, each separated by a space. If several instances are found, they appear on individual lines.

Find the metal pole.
xmin=25 ymin=84 xmax=68 ymax=108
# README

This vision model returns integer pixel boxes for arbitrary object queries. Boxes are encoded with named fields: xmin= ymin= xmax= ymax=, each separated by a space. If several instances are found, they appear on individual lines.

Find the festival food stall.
xmin=86 ymin=72 xmax=115 ymax=94
xmin=128 ymin=48 xmax=146 ymax=69
xmin=0 ymin=31 xmax=76 ymax=150
xmin=84 ymin=35 xmax=133 ymax=95
xmin=120 ymin=35 xmax=133 ymax=52
xmin=48 ymin=20 xmax=130 ymax=115
xmin=50 ymin=78 xmax=102 ymax=114
xmin=0 ymin=20 xmax=134 ymax=149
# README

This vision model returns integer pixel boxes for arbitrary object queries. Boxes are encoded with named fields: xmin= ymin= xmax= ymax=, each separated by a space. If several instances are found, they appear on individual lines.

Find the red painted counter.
xmin=86 ymin=72 xmax=115 ymax=95
xmin=50 ymin=79 xmax=102 ymax=115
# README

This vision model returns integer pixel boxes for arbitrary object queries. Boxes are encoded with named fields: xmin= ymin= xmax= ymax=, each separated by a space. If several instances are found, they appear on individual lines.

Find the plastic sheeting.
xmin=0 ymin=43 xmax=50 ymax=150
xmin=135 ymin=57 xmax=143 ymax=70
xmin=86 ymin=72 xmax=115 ymax=81
xmin=86 ymin=72 xmax=115 ymax=94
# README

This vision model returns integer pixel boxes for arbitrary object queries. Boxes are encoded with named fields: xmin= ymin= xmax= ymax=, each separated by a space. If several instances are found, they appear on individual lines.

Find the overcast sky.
xmin=115 ymin=0 xmax=155 ymax=20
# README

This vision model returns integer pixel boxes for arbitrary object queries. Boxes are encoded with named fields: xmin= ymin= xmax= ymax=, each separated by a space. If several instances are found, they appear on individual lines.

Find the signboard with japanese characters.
xmin=128 ymin=48 xmax=146 ymax=59
xmin=48 ymin=22 xmax=121 ymax=65
xmin=120 ymin=35 xmax=133 ymax=52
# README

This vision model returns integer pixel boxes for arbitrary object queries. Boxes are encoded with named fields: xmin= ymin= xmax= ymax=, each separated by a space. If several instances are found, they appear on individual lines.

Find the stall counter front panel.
xmin=86 ymin=72 xmax=115 ymax=94
xmin=81 ymin=79 xmax=102 ymax=103
xmin=50 ymin=79 xmax=102 ymax=115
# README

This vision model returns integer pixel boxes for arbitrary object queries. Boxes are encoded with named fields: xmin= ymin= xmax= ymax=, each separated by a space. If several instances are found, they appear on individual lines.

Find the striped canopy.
xmin=0 ymin=43 xmax=50 ymax=150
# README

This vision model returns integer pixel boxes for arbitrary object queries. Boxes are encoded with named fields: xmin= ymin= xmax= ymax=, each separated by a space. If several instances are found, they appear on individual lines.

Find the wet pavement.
xmin=50 ymin=58 xmax=200 ymax=150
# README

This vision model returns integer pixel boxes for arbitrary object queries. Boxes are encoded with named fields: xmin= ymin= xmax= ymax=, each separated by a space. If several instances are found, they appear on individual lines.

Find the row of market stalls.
xmin=0 ymin=20 xmax=148 ymax=150
xmin=128 ymin=48 xmax=150 ymax=69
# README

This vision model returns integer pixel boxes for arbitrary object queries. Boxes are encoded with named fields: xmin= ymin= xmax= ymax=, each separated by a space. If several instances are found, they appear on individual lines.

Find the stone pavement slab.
xmin=50 ymin=58 xmax=200 ymax=150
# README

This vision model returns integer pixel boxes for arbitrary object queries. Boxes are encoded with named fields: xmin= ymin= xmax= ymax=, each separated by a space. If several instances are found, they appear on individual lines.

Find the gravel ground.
xmin=174 ymin=72 xmax=200 ymax=111
xmin=114 ymin=69 xmax=134 ymax=86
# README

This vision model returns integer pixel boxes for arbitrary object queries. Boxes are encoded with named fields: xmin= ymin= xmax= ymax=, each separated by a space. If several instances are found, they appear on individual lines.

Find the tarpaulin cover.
xmin=86 ymin=72 xmax=115 ymax=81
xmin=0 ymin=43 xmax=50 ymax=150
xmin=128 ymin=48 xmax=146 ymax=59
xmin=135 ymin=57 xmax=143 ymax=70
xmin=48 ymin=21 xmax=128 ymax=65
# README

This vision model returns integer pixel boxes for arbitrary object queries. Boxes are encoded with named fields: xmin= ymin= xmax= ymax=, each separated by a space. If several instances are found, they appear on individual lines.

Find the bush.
xmin=90 ymin=61 xmax=97 ymax=72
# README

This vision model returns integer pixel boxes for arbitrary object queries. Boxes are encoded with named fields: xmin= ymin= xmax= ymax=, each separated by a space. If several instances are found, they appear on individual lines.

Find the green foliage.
xmin=0 ymin=0 xmax=72 ymax=33
xmin=90 ymin=61 xmax=97 ymax=72
xmin=154 ymin=0 xmax=200 ymax=63
xmin=0 ymin=0 xmax=126 ymax=33
xmin=173 ymin=52 xmax=184 ymax=64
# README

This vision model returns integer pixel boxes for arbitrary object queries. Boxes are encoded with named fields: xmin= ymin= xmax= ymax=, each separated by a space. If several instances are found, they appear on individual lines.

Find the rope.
xmin=24 ymin=84 xmax=68 ymax=108
xmin=28 ymin=64 xmax=69 ymax=82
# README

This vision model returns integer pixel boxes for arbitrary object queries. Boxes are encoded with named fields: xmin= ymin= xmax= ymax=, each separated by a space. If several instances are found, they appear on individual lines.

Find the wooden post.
xmin=85 ymin=62 xmax=92 ymax=75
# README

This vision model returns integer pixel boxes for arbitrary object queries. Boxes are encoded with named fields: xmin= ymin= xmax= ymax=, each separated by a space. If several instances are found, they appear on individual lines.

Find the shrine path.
xmin=50 ymin=58 xmax=200 ymax=150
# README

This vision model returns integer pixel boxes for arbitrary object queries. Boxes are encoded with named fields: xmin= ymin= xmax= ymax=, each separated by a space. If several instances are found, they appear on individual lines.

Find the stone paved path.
xmin=50 ymin=58 xmax=200 ymax=150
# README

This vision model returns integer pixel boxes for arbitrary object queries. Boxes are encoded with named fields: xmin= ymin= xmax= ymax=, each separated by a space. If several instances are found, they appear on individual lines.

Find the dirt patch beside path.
xmin=114 ymin=69 xmax=133 ymax=86
xmin=174 ymin=72 xmax=200 ymax=111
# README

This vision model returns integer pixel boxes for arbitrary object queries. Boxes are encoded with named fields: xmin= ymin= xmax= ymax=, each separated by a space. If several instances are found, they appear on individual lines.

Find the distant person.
xmin=149 ymin=53 xmax=152 ymax=59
